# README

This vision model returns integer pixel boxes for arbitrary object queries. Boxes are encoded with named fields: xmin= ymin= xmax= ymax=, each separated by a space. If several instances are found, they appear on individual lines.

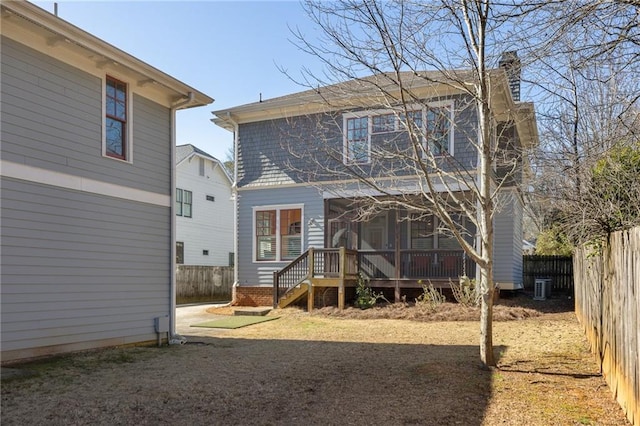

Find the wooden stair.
xmin=277 ymin=282 xmax=309 ymax=308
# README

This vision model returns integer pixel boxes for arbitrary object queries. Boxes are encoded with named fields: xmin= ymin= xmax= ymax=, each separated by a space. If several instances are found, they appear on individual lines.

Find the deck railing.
xmin=273 ymin=247 xmax=359 ymax=307
xmin=275 ymin=248 xmax=473 ymax=306
xmin=358 ymin=249 xmax=473 ymax=280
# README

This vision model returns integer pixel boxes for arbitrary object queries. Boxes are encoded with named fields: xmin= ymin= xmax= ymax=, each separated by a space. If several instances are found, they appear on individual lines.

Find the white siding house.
xmin=175 ymin=144 xmax=234 ymax=266
xmin=0 ymin=1 xmax=213 ymax=362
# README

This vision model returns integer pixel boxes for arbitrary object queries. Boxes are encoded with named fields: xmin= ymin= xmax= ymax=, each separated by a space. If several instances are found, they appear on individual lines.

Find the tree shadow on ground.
xmin=1 ymin=339 xmax=505 ymax=426
xmin=497 ymin=290 xmax=575 ymax=314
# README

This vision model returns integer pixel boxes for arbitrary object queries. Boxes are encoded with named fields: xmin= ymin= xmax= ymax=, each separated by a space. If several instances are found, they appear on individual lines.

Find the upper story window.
xmin=105 ymin=76 xmax=128 ymax=160
xmin=425 ymin=103 xmax=454 ymax=156
xmin=176 ymin=188 xmax=192 ymax=218
xmin=343 ymin=101 xmax=454 ymax=164
xmin=344 ymin=116 xmax=370 ymax=164
xmin=371 ymin=113 xmax=396 ymax=133
xmin=254 ymin=206 xmax=302 ymax=261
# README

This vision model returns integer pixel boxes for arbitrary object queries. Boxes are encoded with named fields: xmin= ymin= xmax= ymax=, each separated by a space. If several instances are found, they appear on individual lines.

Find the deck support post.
xmin=307 ymin=247 xmax=315 ymax=311
xmin=338 ymin=247 xmax=346 ymax=309
xmin=307 ymin=283 xmax=314 ymax=312
xmin=273 ymin=271 xmax=279 ymax=308
xmin=394 ymin=216 xmax=401 ymax=302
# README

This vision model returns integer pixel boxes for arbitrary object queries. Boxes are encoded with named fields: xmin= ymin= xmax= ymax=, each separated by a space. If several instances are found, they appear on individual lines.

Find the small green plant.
xmin=450 ymin=275 xmax=480 ymax=307
xmin=415 ymin=280 xmax=446 ymax=311
xmin=354 ymin=273 xmax=387 ymax=309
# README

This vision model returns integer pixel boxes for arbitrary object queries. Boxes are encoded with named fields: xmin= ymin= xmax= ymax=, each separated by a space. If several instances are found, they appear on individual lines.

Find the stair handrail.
xmin=273 ymin=248 xmax=312 ymax=308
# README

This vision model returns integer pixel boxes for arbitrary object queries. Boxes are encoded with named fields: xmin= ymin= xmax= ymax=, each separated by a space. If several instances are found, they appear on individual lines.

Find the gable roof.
xmin=212 ymin=69 xmax=538 ymax=148
xmin=176 ymin=144 xmax=232 ymax=184
xmin=1 ymin=0 xmax=213 ymax=109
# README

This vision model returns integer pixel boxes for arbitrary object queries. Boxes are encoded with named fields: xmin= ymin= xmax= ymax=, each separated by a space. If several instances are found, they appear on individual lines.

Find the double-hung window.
xmin=105 ymin=76 xmax=128 ymax=160
xmin=176 ymin=188 xmax=192 ymax=218
xmin=425 ymin=102 xmax=454 ymax=156
xmin=344 ymin=115 xmax=369 ymax=164
xmin=254 ymin=206 xmax=302 ymax=261
xmin=343 ymin=101 xmax=453 ymax=163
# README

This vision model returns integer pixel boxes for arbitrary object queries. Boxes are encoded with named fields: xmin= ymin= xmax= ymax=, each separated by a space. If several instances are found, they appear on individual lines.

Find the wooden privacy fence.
xmin=574 ymin=227 xmax=640 ymax=426
xmin=522 ymin=255 xmax=573 ymax=293
xmin=176 ymin=265 xmax=233 ymax=305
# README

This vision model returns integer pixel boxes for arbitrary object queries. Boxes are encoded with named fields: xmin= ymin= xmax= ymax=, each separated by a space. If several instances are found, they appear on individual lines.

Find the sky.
xmin=33 ymin=1 xmax=326 ymax=162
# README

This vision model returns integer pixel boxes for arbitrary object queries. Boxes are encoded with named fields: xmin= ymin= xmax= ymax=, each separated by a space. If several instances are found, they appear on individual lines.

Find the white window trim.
xmin=102 ymin=73 xmax=134 ymax=163
xmin=252 ymin=204 xmax=305 ymax=263
xmin=342 ymin=112 xmax=372 ymax=165
xmin=342 ymin=101 xmax=455 ymax=164
xmin=423 ymin=99 xmax=455 ymax=158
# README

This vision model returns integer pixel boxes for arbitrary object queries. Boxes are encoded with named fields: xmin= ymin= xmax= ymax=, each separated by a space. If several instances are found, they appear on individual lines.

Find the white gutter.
xmin=168 ymin=92 xmax=195 ymax=345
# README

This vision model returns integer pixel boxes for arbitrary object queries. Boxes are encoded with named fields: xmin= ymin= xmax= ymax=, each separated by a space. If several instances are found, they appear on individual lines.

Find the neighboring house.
xmin=523 ymin=240 xmax=536 ymax=255
xmin=213 ymin=58 xmax=538 ymax=309
xmin=175 ymin=144 xmax=233 ymax=266
xmin=0 ymin=1 xmax=213 ymax=362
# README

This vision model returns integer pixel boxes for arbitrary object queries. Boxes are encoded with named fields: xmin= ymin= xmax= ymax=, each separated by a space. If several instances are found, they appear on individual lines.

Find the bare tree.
xmin=520 ymin=1 xmax=640 ymax=244
xmin=282 ymin=0 xmax=537 ymax=368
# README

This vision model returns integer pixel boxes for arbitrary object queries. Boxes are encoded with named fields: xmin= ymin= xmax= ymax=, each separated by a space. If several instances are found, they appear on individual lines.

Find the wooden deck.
xmin=274 ymin=247 xmax=473 ymax=310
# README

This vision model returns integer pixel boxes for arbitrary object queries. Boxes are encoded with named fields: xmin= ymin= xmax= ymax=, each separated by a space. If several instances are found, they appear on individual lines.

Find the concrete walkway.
xmin=175 ymin=303 xmax=231 ymax=338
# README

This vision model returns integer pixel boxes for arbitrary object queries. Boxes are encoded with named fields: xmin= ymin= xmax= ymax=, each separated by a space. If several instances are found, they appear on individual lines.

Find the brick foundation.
xmin=233 ymin=286 xmax=274 ymax=307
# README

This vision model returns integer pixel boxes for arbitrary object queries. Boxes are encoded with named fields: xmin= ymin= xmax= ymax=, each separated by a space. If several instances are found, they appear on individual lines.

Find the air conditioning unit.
xmin=534 ymin=278 xmax=551 ymax=300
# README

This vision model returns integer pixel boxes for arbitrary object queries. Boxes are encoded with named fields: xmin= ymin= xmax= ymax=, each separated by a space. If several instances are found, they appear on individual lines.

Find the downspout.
xmin=226 ymin=112 xmax=240 ymax=300
xmin=168 ymin=92 xmax=195 ymax=345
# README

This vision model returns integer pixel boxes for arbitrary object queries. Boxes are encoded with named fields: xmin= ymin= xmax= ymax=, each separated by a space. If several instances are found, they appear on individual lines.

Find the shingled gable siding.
xmin=236 ymin=94 xmax=479 ymax=189
xmin=236 ymin=186 xmax=324 ymax=288
xmin=1 ymin=36 xmax=172 ymax=360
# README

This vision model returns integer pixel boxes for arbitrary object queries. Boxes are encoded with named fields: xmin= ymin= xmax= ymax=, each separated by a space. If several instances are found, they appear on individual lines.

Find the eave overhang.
xmin=1 ymin=0 xmax=213 ymax=109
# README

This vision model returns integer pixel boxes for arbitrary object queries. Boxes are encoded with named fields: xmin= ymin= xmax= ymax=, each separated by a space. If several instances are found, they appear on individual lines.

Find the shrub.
xmin=450 ymin=275 xmax=480 ymax=307
xmin=415 ymin=281 xmax=446 ymax=312
xmin=354 ymin=273 xmax=387 ymax=309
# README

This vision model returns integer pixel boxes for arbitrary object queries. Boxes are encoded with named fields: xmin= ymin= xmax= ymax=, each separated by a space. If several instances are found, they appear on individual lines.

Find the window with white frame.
xmin=176 ymin=188 xmax=192 ymax=218
xmin=425 ymin=102 xmax=454 ymax=156
xmin=344 ymin=115 xmax=370 ymax=164
xmin=104 ymin=76 xmax=130 ymax=161
xmin=343 ymin=102 xmax=454 ymax=164
xmin=254 ymin=206 xmax=302 ymax=261
xmin=371 ymin=113 xmax=396 ymax=133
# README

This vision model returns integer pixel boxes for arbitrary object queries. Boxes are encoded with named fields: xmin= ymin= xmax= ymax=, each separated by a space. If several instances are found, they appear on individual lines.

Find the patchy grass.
xmin=1 ymin=293 xmax=627 ymax=425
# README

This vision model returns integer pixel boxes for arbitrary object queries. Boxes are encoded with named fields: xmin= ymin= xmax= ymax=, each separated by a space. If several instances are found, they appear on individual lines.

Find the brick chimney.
xmin=499 ymin=51 xmax=521 ymax=102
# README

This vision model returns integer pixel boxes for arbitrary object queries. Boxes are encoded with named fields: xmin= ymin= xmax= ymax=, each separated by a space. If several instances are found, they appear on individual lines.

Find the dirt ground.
xmin=1 ymin=293 xmax=630 ymax=425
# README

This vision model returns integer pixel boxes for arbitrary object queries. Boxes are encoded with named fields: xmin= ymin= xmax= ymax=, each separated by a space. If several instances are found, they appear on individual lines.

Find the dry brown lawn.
xmin=1 ymin=294 xmax=629 ymax=425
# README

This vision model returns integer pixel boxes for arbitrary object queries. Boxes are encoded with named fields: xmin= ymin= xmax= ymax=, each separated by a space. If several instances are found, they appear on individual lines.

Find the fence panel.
xmin=574 ymin=227 xmax=640 ymax=426
xmin=176 ymin=265 xmax=233 ymax=305
xmin=522 ymin=255 xmax=573 ymax=293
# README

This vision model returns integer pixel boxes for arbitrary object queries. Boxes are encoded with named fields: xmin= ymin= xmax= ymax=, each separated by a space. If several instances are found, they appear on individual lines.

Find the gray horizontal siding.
xmin=0 ymin=177 xmax=171 ymax=353
xmin=1 ymin=36 xmax=171 ymax=195
xmin=237 ymin=94 xmax=478 ymax=189
xmin=511 ymin=195 xmax=524 ymax=284
xmin=237 ymin=186 xmax=324 ymax=287
xmin=493 ymin=190 xmax=520 ymax=284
